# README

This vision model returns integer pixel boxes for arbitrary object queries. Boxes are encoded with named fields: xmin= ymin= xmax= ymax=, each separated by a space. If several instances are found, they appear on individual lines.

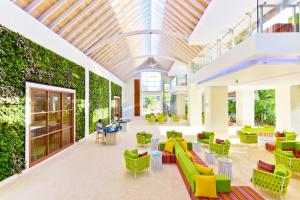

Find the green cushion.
xmin=275 ymin=149 xmax=295 ymax=158
xmin=215 ymin=174 xmax=231 ymax=192
xmin=125 ymin=149 xmax=138 ymax=159
xmin=199 ymin=138 xmax=209 ymax=144
xmin=203 ymin=132 xmax=214 ymax=138
xmin=274 ymin=164 xmax=289 ymax=177
xmin=279 ymin=141 xmax=296 ymax=150
xmin=295 ymin=142 xmax=300 ymax=150
xmin=223 ymin=139 xmax=231 ymax=145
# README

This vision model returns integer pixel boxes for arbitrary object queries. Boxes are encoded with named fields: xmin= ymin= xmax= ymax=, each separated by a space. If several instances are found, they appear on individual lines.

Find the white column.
xmin=188 ymin=83 xmax=203 ymax=127
xmin=204 ymin=86 xmax=228 ymax=132
xmin=176 ymin=93 xmax=186 ymax=117
xmin=236 ymin=89 xmax=255 ymax=126
xmin=291 ymin=85 xmax=300 ymax=132
xmin=109 ymin=81 xmax=111 ymax=124
xmin=84 ymin=69 xmax=89 ymax=137
xmin=275 ymin=86 xmax=292 ymax=131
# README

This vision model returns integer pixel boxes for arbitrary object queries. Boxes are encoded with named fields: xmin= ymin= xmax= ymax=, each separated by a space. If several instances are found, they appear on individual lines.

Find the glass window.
xmin=141 ymin=72 xmax=161 ymax=91
xmin=142 ymin=95 xmax=161 ymax=114
xmin=30 ymin=89 xmax=74 ymax=166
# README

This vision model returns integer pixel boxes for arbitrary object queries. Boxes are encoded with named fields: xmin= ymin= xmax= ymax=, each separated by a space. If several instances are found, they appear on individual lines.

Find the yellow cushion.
xmin=194 ymin=175 xmax=217 ymax=198
xmin=195 ymin=163 xmax=213 ymax=175
xmin=186 ymin=151 xmax=194 ymax=162
xmin=180 ymin=140 xmax=188 ymax=151
xmin=164 ymin=141 xmax=175 ymax=153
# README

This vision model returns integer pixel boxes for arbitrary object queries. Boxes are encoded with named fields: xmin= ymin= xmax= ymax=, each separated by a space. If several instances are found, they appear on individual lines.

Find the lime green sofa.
xmin=239 ymin=126 xmax=275 ymax=136
xmin=167 ymin=130 xmax=183 ymax=139
xmin=174 ymin=143 xmax=231 ymax=193
xmin=252 ymin=166 xmax=291 ymax=198
xmin=197 ymin=131 xmax=215 ymax=144
xmin=136 ymin=131 xmax=152 ymax=147
xmin=124 ymin=149 xmax=150 ymax=178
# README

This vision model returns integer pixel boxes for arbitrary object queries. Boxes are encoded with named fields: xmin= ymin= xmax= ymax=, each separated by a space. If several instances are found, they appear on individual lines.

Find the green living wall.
xmin=89 ymin=72 xmax=109 ymax=133
xmin=0 ymin=25 xmax=85 ymax=181
xmin=111 ymin=82 xmax=122 ymax=121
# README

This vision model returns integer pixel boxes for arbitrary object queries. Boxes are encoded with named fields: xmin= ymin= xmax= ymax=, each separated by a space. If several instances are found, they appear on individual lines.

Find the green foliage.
xmin=0 ymin=25 xmax=85 ymax=181
xmin=228 ymin=99 xmax=236 ymax=122
xmin=111 ymin=82 xmax=122 ymax=120
xmin=89 ymin=72 xmax=109 ymax=133
xmin=255 ymin=89 xmax=276 ymax=126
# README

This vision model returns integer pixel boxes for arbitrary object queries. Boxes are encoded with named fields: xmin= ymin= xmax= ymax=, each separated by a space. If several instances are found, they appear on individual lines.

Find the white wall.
xmin=276 ymin=86 xmax=292 ymax=131
xmin=123 ymin=78 xmax=136 ymax=118
xmin=204 ymin=86 xmax=228 ymax=132
xmin=236 ymin=90 xmax=255 ymax=126
xmin=0 ymin=0 xmax=123 ymax=87
xmin=175 ymin=93 xmax=186 ymax=117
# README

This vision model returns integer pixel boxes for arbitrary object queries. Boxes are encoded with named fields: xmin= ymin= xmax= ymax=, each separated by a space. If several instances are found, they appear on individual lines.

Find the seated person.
xmin=96 ymin=119 xmax=105 ymax=140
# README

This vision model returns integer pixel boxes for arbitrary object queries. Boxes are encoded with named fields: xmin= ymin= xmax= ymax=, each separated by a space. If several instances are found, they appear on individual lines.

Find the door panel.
xmin=134 ymin=79 xmax=140 ymax=116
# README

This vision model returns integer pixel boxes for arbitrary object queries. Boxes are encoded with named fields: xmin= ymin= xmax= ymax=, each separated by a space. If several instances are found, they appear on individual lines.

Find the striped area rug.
xmin=196 ymin=186 xmax=265 ymax=200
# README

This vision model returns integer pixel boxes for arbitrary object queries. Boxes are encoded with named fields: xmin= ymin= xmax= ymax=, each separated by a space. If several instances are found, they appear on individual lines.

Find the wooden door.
xmin=114 ymin=96 xmax=120 ymax=118
xmin=134 ymin=79 xmax=140 ymax=116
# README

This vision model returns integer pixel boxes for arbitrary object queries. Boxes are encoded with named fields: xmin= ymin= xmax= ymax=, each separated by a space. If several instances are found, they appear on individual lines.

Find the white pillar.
xmin=204 ymin=86 xmax=228 ymax=132
xmin=188 ymin=83 xmax=203 ymax=127
xmin=176 ymin=93 xmax=186 ymax=117
xmin=236 ymin=90 xmax=255 ymax=126
xmin=291 ymin=85 xmax=300 ymax=132
xmin=275 ymin=86 xmax=291 ymax=131
xmin=109 ymin=81 xmax=111 ymax=124
xmin=84 ymin=69 xmax=89 ymax=137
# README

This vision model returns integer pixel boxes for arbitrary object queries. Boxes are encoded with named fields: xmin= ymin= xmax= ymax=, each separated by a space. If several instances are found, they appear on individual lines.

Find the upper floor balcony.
xmin=191 ymin=0 xmax=300 ymax=75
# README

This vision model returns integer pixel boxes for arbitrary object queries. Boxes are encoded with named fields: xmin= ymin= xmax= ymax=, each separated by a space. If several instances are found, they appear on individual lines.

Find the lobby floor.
xmin=0 ymin=117 xmax=299 ymax=200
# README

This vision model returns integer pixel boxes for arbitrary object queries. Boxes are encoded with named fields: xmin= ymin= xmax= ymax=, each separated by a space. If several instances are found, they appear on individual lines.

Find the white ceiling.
xmin=14 ymin=0 xmax=210 ymax=80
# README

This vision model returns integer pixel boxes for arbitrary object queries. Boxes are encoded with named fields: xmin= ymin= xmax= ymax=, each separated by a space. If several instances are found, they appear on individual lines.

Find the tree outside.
xmin=255 ymin=89 xmax=276 ymax=126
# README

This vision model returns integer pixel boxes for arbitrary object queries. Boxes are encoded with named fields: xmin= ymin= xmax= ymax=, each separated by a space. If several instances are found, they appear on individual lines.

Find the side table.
xmin=194 ymin=142 xmax=202 ymax=153
xmin=217 ymin=158 xmax=233 ymax=180
xmin=151 ymin=138 xmax=159 ymax=151
xmin=151 ymin=151 xmax=162 ymax=171
xmin=205 ymin=152 xmax=215 ymax=165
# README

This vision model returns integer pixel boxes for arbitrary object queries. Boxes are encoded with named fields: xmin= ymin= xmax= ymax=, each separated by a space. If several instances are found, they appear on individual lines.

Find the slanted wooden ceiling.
xmin=14 ymin=0 xmax=210 ymax=80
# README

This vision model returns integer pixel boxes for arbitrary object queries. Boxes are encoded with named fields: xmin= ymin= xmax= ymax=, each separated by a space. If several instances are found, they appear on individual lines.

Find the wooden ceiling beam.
xmin=64 ymin=0 xmax=112 ymax=41
xmin=38 ymin=0 xmax=69 ymax=22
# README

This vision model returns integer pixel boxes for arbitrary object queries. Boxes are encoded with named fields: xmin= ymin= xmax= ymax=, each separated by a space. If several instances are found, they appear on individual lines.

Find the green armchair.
xmin=238 ymin=131 xmax=258 ymax=144
xmin=197 ymin=131 xmax=215 ymax=144
xmin=171 ymin=115 xmax=180 ymax=122
xmin=166 ymin=130 xmax=183 ymax=139
xmin=136 ymin=131 xmax=152 ymax=147
xmin=251 ymin=167 xmax=291 ymax=198
xmin=275 ymin=131 xmax=297 ymax=146
xmin=148 ymin=116 xmax=156 ymax=124
xmin=156 ymin=114 xmax=167 ymax=123
xmin=274 ymin=149 xmax=300 ymax=172
xmin=209 ymin=137 xmax=231 ymax=157
xmin=124 ymin=150 xmax=150 ymax=178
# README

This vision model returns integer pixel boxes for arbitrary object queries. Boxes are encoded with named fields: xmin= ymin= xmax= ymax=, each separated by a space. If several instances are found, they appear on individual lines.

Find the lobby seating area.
xmin=1 ymin=0 xmax=300 ymax=200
